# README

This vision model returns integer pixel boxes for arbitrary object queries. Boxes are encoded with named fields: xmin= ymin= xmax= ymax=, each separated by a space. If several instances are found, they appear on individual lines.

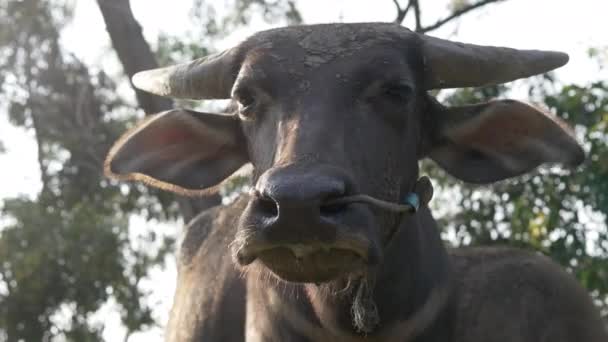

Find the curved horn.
xmin=420 ymin=34 xmax=569 ymax=89
xmin=132 ymin=48 xmax=240 ymax=100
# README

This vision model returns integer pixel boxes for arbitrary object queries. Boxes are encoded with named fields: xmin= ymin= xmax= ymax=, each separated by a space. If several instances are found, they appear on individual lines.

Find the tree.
xmin=0 ymin=0 xmax=605 ymax=340
xmin=97 ymin=0 xmax=221 ymax=224
xmin=430 ymin=78 xmax=608 ymax=317
xmin=391 ymin=0 xmax=506 ymax=32
xmin=0 ymin=0 xmax=303 ymax=339
xmin=96 ymin=0 xmax=304 ymax=222
xmin=390 ymin=0 xmax=608 ymax=317
xmin=0 ymin=0 xmax=175 ymax=339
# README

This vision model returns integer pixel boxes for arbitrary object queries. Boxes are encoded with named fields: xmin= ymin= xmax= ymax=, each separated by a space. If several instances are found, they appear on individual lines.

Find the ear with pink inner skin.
xmin=427 ymin=99 xmax=585 ymax=184
xmin=104 ymin=109 xmax=248 ymax=195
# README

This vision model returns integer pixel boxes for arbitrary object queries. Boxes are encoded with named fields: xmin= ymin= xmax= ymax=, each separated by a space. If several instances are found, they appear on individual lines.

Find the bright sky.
xmin=0 ymin=0 xmax=607 ymax=340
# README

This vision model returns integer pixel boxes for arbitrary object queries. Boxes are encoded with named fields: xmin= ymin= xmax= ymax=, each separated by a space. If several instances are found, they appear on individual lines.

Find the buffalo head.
xmin=105 ymin=23 xmax=583 ymax=284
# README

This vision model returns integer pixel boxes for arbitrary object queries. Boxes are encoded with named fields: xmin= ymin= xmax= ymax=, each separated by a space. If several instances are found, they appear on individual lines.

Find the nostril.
xmin=256 ymin=195 xmax=279 ymax=218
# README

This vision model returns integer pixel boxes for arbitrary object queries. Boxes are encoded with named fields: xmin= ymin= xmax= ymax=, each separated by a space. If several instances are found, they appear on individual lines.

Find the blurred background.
xmin=0 ymin=0 xmax=606 ymax=340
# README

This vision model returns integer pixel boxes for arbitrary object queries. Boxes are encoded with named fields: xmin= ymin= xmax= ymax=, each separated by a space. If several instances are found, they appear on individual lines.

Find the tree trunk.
xmin=96 ymin=0 xmax=221 ymax=222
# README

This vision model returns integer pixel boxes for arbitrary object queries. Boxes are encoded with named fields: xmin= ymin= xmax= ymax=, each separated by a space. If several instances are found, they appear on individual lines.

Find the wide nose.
xmin=250 ymin=165 xmax=352 ymax=243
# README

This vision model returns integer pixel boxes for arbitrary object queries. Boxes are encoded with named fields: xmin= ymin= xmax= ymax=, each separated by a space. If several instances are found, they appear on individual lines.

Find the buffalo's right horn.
xmin=132 ymin=48 xmax=241 ymax=100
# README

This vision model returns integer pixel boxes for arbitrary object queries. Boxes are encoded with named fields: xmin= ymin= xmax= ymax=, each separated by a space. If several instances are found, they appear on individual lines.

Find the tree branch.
xmin=96 ymin=0 xmax=221 ymax=222
xmin=24 ymin=48 xmax=50 ymax=195
xmin=419 ymin=0 xmax=505 ymax=33
xmin=97 ymin=0 xmax=172 ymax=115
xmin=393 ymin=0 xmax=413 ymax=24
xmin=412 ymin=0 xmax=422 ymax=32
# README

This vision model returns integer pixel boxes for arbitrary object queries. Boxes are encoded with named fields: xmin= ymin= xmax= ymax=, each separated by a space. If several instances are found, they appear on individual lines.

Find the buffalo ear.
xmin=104 ymin=109 xmax=248 ymax=195
xmin=427 ymin=99 xmax=584 ymax=184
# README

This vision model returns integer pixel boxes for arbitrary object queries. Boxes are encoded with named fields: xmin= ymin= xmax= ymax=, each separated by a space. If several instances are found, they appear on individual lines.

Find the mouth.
xmin=257 ymin=247 xmax=367 ymax=283
xmin=233 ymin=235 xmax=375 ymax=283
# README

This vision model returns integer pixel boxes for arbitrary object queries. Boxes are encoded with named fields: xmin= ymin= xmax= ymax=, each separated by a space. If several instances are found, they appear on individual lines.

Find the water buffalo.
xmin=104 ymin=23 xmax=607 ymax=341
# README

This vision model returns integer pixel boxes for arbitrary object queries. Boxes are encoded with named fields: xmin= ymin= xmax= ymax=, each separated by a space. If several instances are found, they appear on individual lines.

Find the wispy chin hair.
xmin=237 ymin=261 xmax=381 ymax=333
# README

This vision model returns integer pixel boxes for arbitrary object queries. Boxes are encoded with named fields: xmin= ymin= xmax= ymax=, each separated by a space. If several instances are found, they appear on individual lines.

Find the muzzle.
xmin=324 ymin=176 xmax=434 ymax=247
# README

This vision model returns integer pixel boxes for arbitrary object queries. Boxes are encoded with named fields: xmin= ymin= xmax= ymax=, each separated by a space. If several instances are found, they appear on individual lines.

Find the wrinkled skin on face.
xmin=230 ymin=26 xmax=425 ymax=283
xmin=104 ymin=23 xmax=604 ymax=341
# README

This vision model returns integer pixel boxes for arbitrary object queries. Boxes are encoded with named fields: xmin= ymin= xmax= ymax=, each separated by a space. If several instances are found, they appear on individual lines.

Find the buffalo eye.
xmin=382 ymin=81 xmax=414 ymax=104
xmin=234 ymin=88 xmax=257 ymax=120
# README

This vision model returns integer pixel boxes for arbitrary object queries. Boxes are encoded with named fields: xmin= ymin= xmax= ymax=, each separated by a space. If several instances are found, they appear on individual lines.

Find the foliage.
xmin=225 ymin=0 xmax=302 ymax=27
xmin=423 ymin=77 xmax=608 ymax=318
xmin=0 ymin=0 xmax=304 ymax=339
xmin=0 ymin=197 xmax=128 ymax=341
xmin=159 ymin=0 xmax=302 ymax=66
xmin=157 ymin=0 xmax=303 ymax=110
xmin=0 ymin=0 xmax=606 ymax=340
xmin=0 ymin=0 xmax=175 ymax=339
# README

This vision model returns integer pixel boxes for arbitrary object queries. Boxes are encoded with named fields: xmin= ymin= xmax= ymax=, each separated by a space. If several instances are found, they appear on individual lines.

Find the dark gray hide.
xmin=105 ymin=23 xmax=607 ymax=341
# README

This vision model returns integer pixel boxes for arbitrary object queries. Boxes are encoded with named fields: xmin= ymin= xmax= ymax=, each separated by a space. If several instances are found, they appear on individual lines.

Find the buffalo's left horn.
xmin=132 ymin=48 xmax=240 ymax=100
xmin=419 ymin=34 xmax=569 ymax=89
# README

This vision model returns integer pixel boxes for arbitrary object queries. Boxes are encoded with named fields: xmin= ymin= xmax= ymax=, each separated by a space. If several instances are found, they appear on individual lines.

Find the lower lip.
xmin=254 ymin=246 xmax=367 ymax=283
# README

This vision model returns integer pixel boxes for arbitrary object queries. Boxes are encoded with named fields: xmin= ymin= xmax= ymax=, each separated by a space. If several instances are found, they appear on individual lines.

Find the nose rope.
xmin=324 ymin=176 xmax=434 ymax=247
xmin=324 ymin=176 xmax=434 ymax=215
